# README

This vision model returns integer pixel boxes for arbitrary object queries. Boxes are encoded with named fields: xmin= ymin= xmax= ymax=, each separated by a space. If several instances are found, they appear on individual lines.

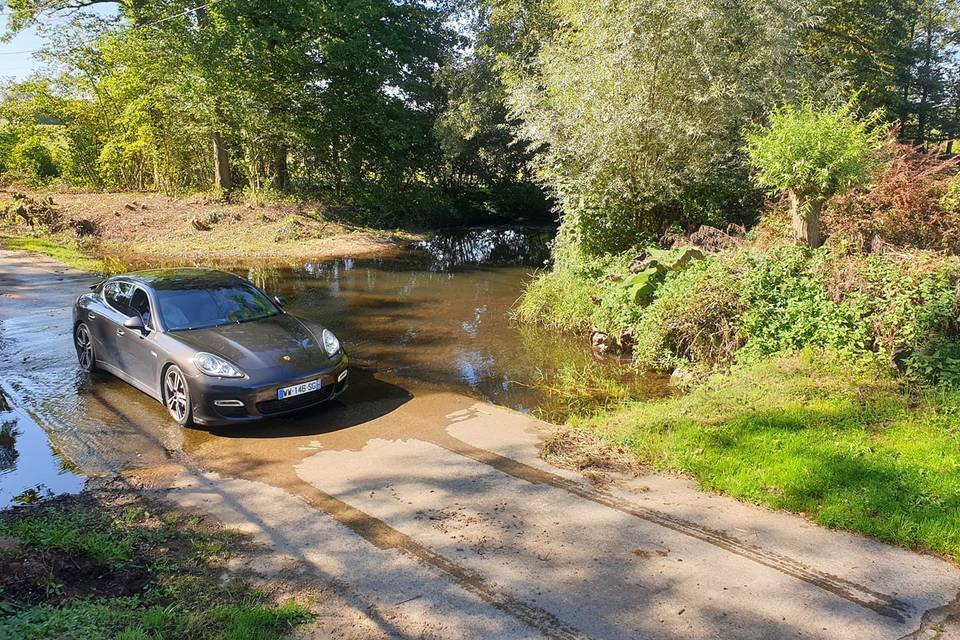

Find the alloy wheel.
xmin=164 ymin=367 xmax=189 ymax=424
xmin=75 ymin=324 xmax=94 ymax=370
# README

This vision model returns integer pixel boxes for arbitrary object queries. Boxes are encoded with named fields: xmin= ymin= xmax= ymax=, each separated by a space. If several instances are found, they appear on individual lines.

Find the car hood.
xmin=171 ymin=314 xmax=339 ymax=374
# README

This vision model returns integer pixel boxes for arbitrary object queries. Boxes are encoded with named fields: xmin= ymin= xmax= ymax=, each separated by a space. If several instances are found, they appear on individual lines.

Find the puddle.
xmin=0 ymin=402 xmax=86 ymax=508
xmin=208 ymin=228 xmax=667 ymax=419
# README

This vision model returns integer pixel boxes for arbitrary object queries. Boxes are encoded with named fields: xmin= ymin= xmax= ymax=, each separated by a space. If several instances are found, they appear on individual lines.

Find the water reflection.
xmin=0 ymin=406 xmax=86 ymax=508
xmin=0 ymin=419 xmax=19 ymax=471
xmin=412 ymin=227 xmax=553 ymax=271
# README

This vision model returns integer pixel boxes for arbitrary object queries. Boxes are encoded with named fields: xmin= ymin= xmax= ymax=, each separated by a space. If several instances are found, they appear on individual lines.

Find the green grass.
xmin=0 ymin=235 xmax=124 ymax=275
xmin=1 ymin=595 xmax=311 ymax=640
xmin=0 ymin=507 xmax=134 ymax=567
xmin=569 ymin=352 xmax=960 ymax=560
xmin=514 ymin=268 xmax=597 ymax=332
xmin=0 ymin=499 xmax=313 ymax=640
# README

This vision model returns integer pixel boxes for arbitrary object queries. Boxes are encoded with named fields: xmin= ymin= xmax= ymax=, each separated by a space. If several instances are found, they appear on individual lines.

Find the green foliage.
xmin=517 ymin=227 xmax=960 ymax=387
xmin=514 ymin=267 xmax=598 ymax=332
xmin=0 ymin=507 xmax=133 ymax=566
xmin=0 ymin=595 xmax=311 ymax=640
xmin=851 ymin=254 xmax=960 ymax=364
xmin=940 ymin=172 xmax=960 ymax=213
xmin=737 ymin=248 xmax=960 ymax=384
xmin=0 ymin=0 xmax=539 ymax=225
xmin=631 ymin=259 xmax=745 ymax=371
xmin=738 ymin=247 xmax=872 ymax=360
xmin=907 ymin=341 xmax=960 ymax=388
xmin=620 ymin=266 xmax=667 ymax=307
xmin=494 ymin=0 xmax=807 ymax=255
xmin=570 ymin=354 xmax=960 ymax=560
xmin=7 ymin=137 xmax=59 ymax=182
xmin=799 ymin=0 xmax=960 ymax=146
xmin=745 ymin=98 xmax=886 ymax=198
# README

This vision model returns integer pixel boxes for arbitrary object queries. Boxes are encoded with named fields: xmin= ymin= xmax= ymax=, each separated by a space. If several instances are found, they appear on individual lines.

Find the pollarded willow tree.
xmin=744 ymin=99 xmax=886 ymax=247
xmin=490 ymin=0 xmax=814 ymax=257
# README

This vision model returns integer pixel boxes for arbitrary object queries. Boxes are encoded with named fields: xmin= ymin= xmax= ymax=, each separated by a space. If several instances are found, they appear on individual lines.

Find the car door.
xmin=90 ymin=280 xmax=133 ymax=369
xmin=115 ymin=285 xmax=161 ymax=392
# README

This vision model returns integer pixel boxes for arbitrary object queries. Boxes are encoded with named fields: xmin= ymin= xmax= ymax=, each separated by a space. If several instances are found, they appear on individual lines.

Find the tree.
xmin=489 ymin=0 xmax=811 ymax=257
xmin=800 ymin=0 xmax=960 ymax=148
xmin=2 ymin=0 xmax=464 ymax=213
xmin=745 ymin=99 xmax=886 ymax=247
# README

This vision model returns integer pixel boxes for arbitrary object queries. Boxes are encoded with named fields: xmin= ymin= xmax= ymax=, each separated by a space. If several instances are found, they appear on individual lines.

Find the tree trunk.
xmin=788 ymin=189 xmax=823 ymax=248
xmin=212 ymin=132 xmax=233 ymax=191
xmin=271 ymin=145 xmax=289 ymax=191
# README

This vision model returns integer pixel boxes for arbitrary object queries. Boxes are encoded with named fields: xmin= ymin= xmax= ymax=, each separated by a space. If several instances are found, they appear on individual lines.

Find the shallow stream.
xmin=0 ymin=227 xmax=668 ymax=506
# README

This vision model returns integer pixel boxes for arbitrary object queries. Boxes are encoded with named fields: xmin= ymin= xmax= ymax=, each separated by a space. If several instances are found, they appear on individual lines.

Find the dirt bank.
xmin=0 ymin=187 xmax=415 ymax=263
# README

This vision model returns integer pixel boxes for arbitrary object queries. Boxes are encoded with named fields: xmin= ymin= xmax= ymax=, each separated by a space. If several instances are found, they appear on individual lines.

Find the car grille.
xmin=256 ymin=385 xmax=334 ymax=415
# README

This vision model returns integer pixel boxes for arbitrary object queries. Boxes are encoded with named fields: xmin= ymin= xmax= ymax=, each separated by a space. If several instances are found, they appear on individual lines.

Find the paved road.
xmin=2 ymin=246 xmax=959 ymax=639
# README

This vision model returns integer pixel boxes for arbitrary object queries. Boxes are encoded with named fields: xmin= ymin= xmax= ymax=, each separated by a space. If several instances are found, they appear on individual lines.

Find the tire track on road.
xmin=435 ymin=432 xmax=913 ymax=623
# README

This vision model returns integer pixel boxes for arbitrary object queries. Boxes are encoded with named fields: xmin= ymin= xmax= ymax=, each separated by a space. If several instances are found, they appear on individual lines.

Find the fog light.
xmin=214 ymin=399 xmax=245 ymax=407
xmin=337 ymin=370 xmax=348 ymax=382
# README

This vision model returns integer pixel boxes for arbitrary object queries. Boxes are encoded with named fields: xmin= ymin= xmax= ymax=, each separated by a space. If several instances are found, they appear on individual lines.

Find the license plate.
xmin=278 ymin=378 xmax=321 ymax=400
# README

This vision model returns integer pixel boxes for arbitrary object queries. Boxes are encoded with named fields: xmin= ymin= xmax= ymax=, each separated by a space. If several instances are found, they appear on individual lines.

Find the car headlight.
xmin=194 ymin=352 xmax=245 ymax=378
xmin=322 ymin=329 xmax=341 ymax=356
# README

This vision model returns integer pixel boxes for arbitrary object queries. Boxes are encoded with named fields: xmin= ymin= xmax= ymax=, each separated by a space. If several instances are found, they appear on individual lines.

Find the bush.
xmin=516 ymin=227 xmax=638 ymax=331
xmin=746 ymin=99 xmax=884 ymax=198
xmin=631 ymin=259 xmax=745 ymax=371
xmin=734 ymin=247 xmax=960 ymax=384
xmin=7 ymin=138 xmax=60 ymax=182
xmin=840 ymin=254 xmax=960 ymax=372
xmin=517 ymin=210 xmax=960 ymax=388
xmin=273 ymin=216 xmax=306 ymax=242
xmin=825 ymin=144 xmax=960 ymax=253
xmin=745 ymin=98 xmax=885 ymax=247
xmin=738 ymin=246 xmax=872 ymax=361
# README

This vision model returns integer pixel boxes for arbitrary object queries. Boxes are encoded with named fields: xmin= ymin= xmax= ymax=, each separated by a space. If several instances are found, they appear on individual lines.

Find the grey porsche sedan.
xmin=72 ymin=268 xmax=348 ymax=426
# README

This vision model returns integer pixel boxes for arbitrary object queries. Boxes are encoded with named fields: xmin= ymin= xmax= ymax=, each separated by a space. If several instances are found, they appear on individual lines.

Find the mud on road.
xmin=2 ymin=246 xmax=960 ymax=640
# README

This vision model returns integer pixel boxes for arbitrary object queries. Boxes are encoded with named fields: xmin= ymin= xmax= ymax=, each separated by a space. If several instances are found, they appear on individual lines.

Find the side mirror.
xmin=123 ymin=315 xmax=145 ymax=332
xmin=274 ymin=296 xmax=286 ymax=308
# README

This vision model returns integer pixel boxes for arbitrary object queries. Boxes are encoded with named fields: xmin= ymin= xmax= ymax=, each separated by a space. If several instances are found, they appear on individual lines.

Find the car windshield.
xmin=154 ymin=283 xmax=279 ymax=331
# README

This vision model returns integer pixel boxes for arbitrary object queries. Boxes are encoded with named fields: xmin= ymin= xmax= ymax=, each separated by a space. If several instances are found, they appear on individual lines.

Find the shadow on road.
xmin=201 ymin=367 xmax=413 ymax=439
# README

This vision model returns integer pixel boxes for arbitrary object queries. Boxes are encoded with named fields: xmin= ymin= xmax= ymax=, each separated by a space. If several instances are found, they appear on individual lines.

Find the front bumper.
xmin=188 ymin=354 xmax=349 ymax=426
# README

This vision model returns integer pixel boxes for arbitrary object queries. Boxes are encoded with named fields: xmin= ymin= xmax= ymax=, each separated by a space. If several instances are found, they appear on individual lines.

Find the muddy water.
xmin=123 ymin=227 xmax=668 ymax=418
xmin=0 ymin=228 xmax=667 ymax=507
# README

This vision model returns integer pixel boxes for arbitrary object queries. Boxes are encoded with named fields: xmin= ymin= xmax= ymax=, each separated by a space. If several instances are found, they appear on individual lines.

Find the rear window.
xmin=154 ymin=283 xmax=279 ymax=331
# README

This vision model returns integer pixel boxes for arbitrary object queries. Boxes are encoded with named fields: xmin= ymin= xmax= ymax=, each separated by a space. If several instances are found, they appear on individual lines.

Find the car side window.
xmin=128 ymin=287 xmax=154 ymax=330
xmin=103 ymin=281 xmax=135 ymax=317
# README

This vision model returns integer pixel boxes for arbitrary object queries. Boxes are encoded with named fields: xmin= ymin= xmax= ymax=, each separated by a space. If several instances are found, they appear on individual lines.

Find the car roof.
xmin=116 ymin=268 xmax=247 ymax=291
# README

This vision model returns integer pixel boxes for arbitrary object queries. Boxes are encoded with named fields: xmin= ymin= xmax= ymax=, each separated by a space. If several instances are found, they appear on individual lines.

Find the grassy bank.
xmin=562 ymin=353 xmax=960 ymax=560
xmin=1 ymin=235 xmax=124 ymax=275
xmin=0 ymin=487 xmax=311 ymax=640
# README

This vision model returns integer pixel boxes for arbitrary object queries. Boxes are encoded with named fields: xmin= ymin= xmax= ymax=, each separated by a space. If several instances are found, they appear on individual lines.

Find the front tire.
xmin=74 ymin=323 xmax=97 ymax=372
xmin=163 ymin=365 xmax=193 ymax=426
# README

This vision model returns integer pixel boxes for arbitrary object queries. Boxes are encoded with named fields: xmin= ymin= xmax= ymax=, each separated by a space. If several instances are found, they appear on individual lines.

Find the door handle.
xmin=116 ymin=329 xmax=125 ymax=337
xmin=87 ymin=313 xmax=96 ymax=320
